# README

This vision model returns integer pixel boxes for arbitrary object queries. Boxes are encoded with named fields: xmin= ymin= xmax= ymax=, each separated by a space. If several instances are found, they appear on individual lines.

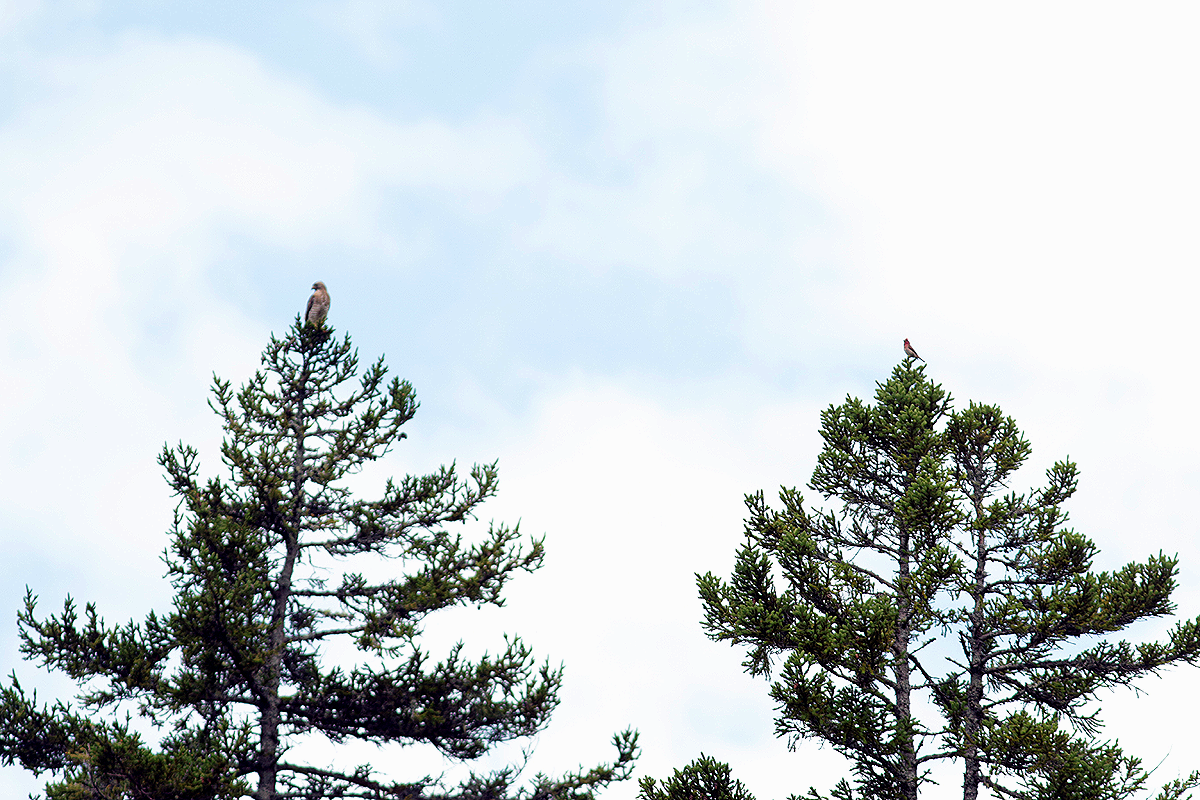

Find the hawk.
xmin=903 ymin=338 xmax=924 ymax=361
xmin=306 ymin=282 xmax=330 ymax=326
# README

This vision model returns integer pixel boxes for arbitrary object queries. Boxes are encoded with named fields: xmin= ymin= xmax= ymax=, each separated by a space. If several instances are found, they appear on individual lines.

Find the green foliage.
xmin=941 ymin=400 xmax=1200 ymax=800
xmin=699 ymin=362 xmax=959 ymax=800
xmin=0 ymin=319 xmax=637 ymax=800
xmin=697 ymin=361 xmax=1200 ymax=800
xmin=638 ymin=755 xmax=756 ymax=800
xmin=0 ymin=666 xmax=250 ymax=799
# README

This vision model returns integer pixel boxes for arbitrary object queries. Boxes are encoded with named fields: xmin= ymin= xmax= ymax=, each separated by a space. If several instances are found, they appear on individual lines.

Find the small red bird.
xmin=903 ymin=338 xmax=923 ymax=361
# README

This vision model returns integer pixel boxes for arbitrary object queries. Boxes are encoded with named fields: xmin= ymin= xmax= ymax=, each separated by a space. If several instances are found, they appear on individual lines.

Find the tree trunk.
xmin=897 ymin=524 xmax=918 ymax=800
xmin=961 ymin=500 xmax=988 ymax=800
xmin=255 ymin=351 xmax=309 ymax=800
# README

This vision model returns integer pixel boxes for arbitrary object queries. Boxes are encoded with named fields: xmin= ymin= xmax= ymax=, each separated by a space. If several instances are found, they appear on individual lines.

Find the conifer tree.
xmin=696 ymin=362 xmax=1200 ymax=800
xmin=697 ymin=361 xmax=961 ymax=800
xmin=637 ymin=755 xmax=754 ymax=800
xmin=940 ymin=401 xmax=1200 ymax=800
xmin=0 ymin=320 xmax=637 ymax=800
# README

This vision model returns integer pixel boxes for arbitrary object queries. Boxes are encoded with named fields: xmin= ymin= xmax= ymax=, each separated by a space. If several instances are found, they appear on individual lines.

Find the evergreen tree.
xmin=940 ymin=401 xmax=1200 ymax=800
xmin=0 ymin=320 xmax=637 ymax=800
xmin=697 ymin=361 xmax=961 ymax=800
xmin=637 ymin=755 xmax=755 ymax=800
xmin=696 ymin=361 xmax=1200 ymax=800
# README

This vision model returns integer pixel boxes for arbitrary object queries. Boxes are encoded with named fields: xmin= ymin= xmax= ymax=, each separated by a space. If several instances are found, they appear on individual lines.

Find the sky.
xmin=2 ymin=2 xmax=1200 ymax=798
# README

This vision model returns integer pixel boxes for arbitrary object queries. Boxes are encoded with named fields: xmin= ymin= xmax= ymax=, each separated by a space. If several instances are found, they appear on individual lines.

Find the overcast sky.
xmin=3 ymin=3 xmax=1200 ymax=799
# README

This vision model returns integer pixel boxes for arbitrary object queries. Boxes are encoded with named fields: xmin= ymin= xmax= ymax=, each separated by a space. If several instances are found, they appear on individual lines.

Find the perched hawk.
xmin=306 ymin=282 xmax=330 ymax=326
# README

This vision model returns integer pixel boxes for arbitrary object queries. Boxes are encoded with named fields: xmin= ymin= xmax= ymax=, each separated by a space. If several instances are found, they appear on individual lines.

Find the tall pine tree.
xmin=0 ymin=320 xmax=637 ymax=800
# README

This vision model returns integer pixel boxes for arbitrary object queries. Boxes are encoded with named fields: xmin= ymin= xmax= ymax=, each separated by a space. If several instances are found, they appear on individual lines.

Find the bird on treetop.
xmin=903 ymin=338 xmax=923 ymax=361
xmin=306 ymin=282 xmax=330 ymax=326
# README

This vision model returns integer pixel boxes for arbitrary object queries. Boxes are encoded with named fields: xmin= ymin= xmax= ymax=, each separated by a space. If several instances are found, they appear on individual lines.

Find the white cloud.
xmin=0 ymin=0 xmax=48 ymax=36
xmin=768 ymin=4 xmax=1200 ymax=371
xmin=1 ymin=34 xmax=536 ymax=262
xmin=311 ymin=0 xmax=438 ymax=66
xmin=514 ymin=6 xmax=825 ymax=282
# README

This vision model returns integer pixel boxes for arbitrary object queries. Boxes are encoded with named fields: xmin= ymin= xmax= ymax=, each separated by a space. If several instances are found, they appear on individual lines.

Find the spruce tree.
xmin=637 ymin=755 xmax=755 ymax=800
xmin=697 ymin=361 xmax=961 ymax=800
xmin=695 ymin=361 xmax=1200 ymax=800
xmin=0 ymin=320 xmax=637 ymax=800
xmin=940 ymin=401 xmax=1200 ymax=800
